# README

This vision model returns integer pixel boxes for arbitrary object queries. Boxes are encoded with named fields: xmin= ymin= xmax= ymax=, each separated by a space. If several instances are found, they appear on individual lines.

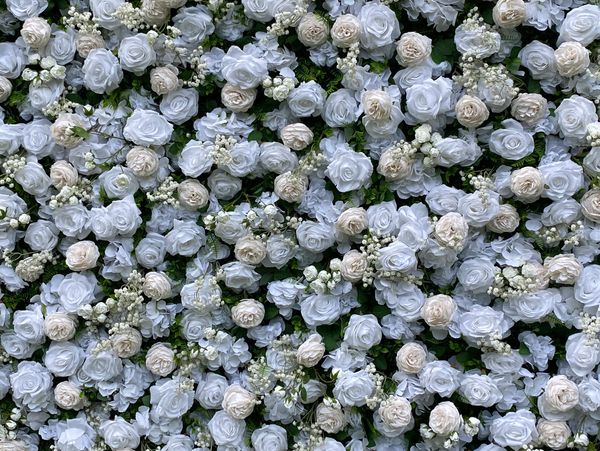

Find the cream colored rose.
xmin=581 ymin=189 xmax=600 ymax=223
xmin=434 ymin=212 xmax=469 ymax=249
xmin=297 ymin=13 xmax=329 ymax=47
xmin=455 ymin=95 xmax=489 ymax=128
xmin=44 ymin=312 xmax=77 ymax=341
xmin=141 ymin=0 xmax=170 ymax=26
xmin=362 ymin=90 xmax=393 ymax=121
xmin=76 ymin=32 xmax=105 ymax=58
xmin=340 ymin=250 xmax=368 ymax=283
xmin=0 ymin=76 xmax=12 ymax=103
xmin=50 ymin=160 xmax=78 ymax=189
xmin=543 ymin=376 xmax=579 ymax=412
xmin=150 ymin=66 xmax=180 ymax=95
xmin=51 ymin=114 xmax=86 ymax=148
xmin=429 ymin=401 xmax=462 ymax=436
xmin=221 ymin=83 xmax=257 ymax=113
xmin=330 ymin=14 xmax=360 ymax=48
xmin=231 ymin=299 xmax=265 ymax=328
xmin=234 ymin=235 xmax=267 ymax=266
xmin=537 ymin=420 xmax=571 ymax=450
xmin=421 ymin=294 xmax=456 ymax=328
xmin=521 ymin=261 xmax=550 ymax=291
xmin=378 ymin=149 xmax=412 ymax=181
xmin=126 ymin=146 xmax=160 ymax=177
xmin=222 ymin=384 xmax=256 ymax=419
xmin=142 ymin=272 xmax=172 ymax=300
xmin=510 ymin=167 xmax=544 ymax=203
xmin=66 ymin=241 xmax=100 ymax=271
xmin=336 ymin=207 xmax=368 ymax=236
xmin=487 ymin=204 xmax=520 ymax=233
xmin=145 ymin=343 xmax=176 ymax=377
xmin=555 ymin=41 xmax=590 ymax=77
xmin=280 ymin=123 xmax=314 ymax=150
xmin=274 ymin=172 xmax=308 ymax=203
xmin=396 ymin=32 xmax=432 ymax=67
xmin=378 ymin=396 xmax=412 ymax=429
xmin=297 ymin=334 xmax=325 ymax=367
xmin=55 ymin=381 xmax=85 ymax=410
xmin=0 ymin=441 xmax=28 ymax=451
xmin=111 ymin=327 xmax=142 ymax=358
xmin=396 ymin=342 xmax=427 ymax=374
xmin=544 ymin=254 xmax=582 ymax=285
xmin=511 ymin=93 xmax=548 ymax=126
xmin=177 ymin=179 xmax=209 ymax=210
xmin=492 ymin=0 xmax=527 ymax=28
xmin=20 ymin=17 xmax=51 ymax=48
xmin=316 ymin=402 xmax=346 ymax=433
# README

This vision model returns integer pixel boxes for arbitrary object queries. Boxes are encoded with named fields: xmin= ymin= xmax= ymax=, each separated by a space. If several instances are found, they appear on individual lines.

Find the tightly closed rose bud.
xmin=145 ymin=343 xmax=176 ymax=377
xmin=50 ymin=113 xmax=86 ymax=148
xmin=297 ymin=13 xmax=329 ymax=47
xmin=362 ymin=90 xmax=393 ymax=121
xmin=66 ymin=240 xmax=100 ymax=271
xmin=487 ymin=204 xmax=520 ymax=233
xmin=20 ymin=17 xmax=51 ymax=48
xmin=581 ymin=189 xmax=600 ymax=222
xmin=234 ymin=235 xmax=267 ymax=266
xmin=378 ymin=396 xmax=412 ymax=429
xmin=537 ymin=420 xmax=571 ymax=450
xmin=396 ymin=342 xmax=427 ymax=373
xmin=336 ymin=207 xmax=368 ymax=236
xmin=54 ymin=381 xmax=85 ymax=410
xmin=510 ymin=167 xmax=544 ymax=203
xmin=50 ymin=160 xmax=78 ymax=189
xmin=455 ymin=95 xmax=489 ymax=128
xmin=542 ymin=375 xmax=579 ymax=412
xmin=44 ymin=312 xmax=77 ymax=341
xmin=297 ymin=334 xmax=325 ymax=367
xmin=142 ymin=272 xmax=172 ymax=299
xmin=511 ymin=93 xmax=548 ymax=125
xmin=126 ymin=146 xmax=160 ymax=177
xmin=274 ymin=172 xmax=308 ymax=203
xmin=378 ymin=148 xmax=412 ymax=181
xmin=177 ymin=179 xmax=209 ymax=210
xmin=76 ymin=32 xmax=105 ymax=58
xmin=340 ymin=250 xmax=368 ymax=283
xmin=280 ymin=123 xmax=314 ymax=150
xmin=544 ymin=254 xmax=582 ymax=285
xmin=421 ymin=294 xmax=456 ymax=328
xmin=111 ymin=327 xmax=143 ymax=358
xmin=492 ymin=0 xmax=527 ymax=28
xmin=221 ymin=83 xmax=257 ymax=113
xmin=555 ymin=41 xmax=590 ymax=77
xmin=150 ymin=66 xmax=180 ymax=95
xmin=429 ymin=401 xmax=462 ymax=436
xmin=222 ymin=384 xmax=256 ymax=419
xmin=0 ymin=76 xmax=12 ymax=103
xmin=231 ymin=299 xmax=265 ymax=328
xmin=330 ymin=14 xmax=360 ymax=48
xmin=396 ymin=32 xmax=432 ymax=67
xmin=434 ymin=212 xmax=469 ymax=250
xmin=316 ymin=402 xmax=346 ymax=433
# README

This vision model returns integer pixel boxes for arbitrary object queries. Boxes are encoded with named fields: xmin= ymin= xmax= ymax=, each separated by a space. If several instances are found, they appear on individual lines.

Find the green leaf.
xmin=70 ymin=125 xmax=90 ymax=139
xmin=431 ymin=38 xmax=458 ymax=65
xmin=248 ymin=130 xmax=263 ymax=142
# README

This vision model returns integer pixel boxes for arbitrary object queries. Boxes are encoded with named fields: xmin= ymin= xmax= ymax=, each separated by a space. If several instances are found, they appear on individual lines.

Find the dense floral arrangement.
xmin=2 ymin=0 xmax=600 ymax=450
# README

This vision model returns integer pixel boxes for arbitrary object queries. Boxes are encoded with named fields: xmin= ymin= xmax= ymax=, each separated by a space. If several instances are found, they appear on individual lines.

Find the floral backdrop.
xmin=1 ymin=0 xmax=600 ymax=449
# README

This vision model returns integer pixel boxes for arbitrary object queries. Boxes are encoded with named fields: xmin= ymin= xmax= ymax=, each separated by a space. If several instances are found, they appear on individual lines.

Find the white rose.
xmin=331 ymin=14 xmax=360 ymax=48
xmin=118 ymin=33 xmax=156 ymax=75
xmin=543 ymin=375 xmax=579 ymax=412
xmin=66 ymin=240 xmax=100 ymax=271
xmin=429 ymin=401 xmax=462 ymax=436
xmin=280 ymin=123 xmax=313 ymax=150
xmin=297 ymin=13 xmax=329 ymax=47
xmin=297 ymin=334 xmax=325 ymax=367
xmin=396 ymin=342 xmax=427 ymax=374
xmin=20 ymin=17 xmax=51 ymax=48
xmin=511 ymin=93 xmax=548 ymax=126
xmin=336 ymin=207 xmax=368 ymax=236
xmin=555 ymin=41 xmax=590 ymax=77
xmin=537 ymin=420 xmax=571 ymax=450
xmin=326 ymin=150 xmax=373 ymax=192
xmin=50 ymin=160 xmax=78 ymax=189
xmin=396 ymin=32 xmax=432 ymax=67
xmin=142 ymin=272 xmax=171 ymax=299
xmin=434 ymin=212 xmax=469 ymax=249
xmin=362 ymin=90 xmax=393 ymax=121
xmin=222 ymin=384 xmax=256 ymax=419
xmin=358 ymin=2 xmax=400 ymax=50
xmin=234 ymin=235 xmax=267 ymax=266
xmin=177 ymin=179 xmax=209 ymax=210
xmin=340 ymin=250 xmax=368 ymax=283
xmin=581 ymin=189 xmax=600 ymax=223
xmin=455 ymin=95 xmax=489 ymax=128
xmin=343 ymin=314 xmax=382 ymax=351
xmin=316 ymin=402 xmax=346 ymax=433
xmin=50 ymin=113 xmax=86 ymax=148
xmin=379 ymin=396 xmax=412 ymax=429
xmin=54 ymin=381 xmax=84 ymax=410
xmin=510 ymin=167 xmax=544 ymax=203
xmin=0 ymin=76 xmax=12 ymax=103
xmin=559 ymin=5 xmax=600 ymax=46
xmin=274 ymin=172 xmax=308 ymax=203
xmin=487 ymin=204 xmax=520 ymax=233
xmin=123 ymin=109 xmax=173 ymax=147
xmin=76 ymin=32 xmax=105 ymax=58
xmin=492 ymin=0 xmax=527 ymax=28
xmin=221 ymin=83 xmax=257 ymax=113
xmin=231 ymin=299 xmax=265 ymax=328
xmin=126 ymin=146 xmax=160 ymax=177
xmin=145 ymin=343 xmax=176 ymax=376
xmin=111 ymin=327 xmax=142 ymax=358
xmin=44 ymin=312 xmax=77 ymax=341
xmin=150 ymin=66 xmax=179 ymax=95
xmin=544 ymin=254 xmax=582 ymax=285
xmin=221 ymin=46 xmax=268 ymax=89
xmin=421 ymin=294 xmax=456 ymax=328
